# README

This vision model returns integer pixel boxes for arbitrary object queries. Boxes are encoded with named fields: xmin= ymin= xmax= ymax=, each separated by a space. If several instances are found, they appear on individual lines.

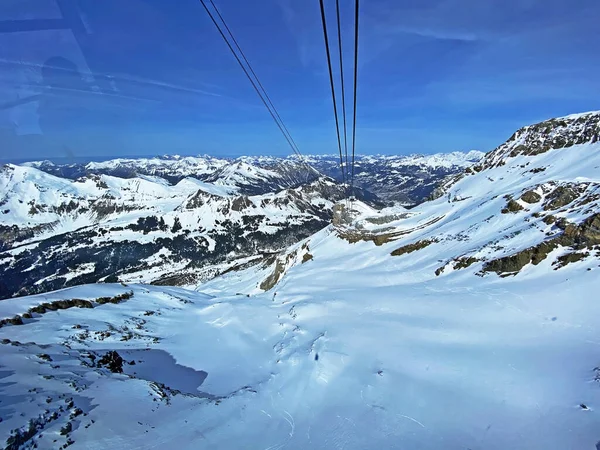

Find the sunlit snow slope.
xmin=1 ymin=112 xmax=600 ymax=449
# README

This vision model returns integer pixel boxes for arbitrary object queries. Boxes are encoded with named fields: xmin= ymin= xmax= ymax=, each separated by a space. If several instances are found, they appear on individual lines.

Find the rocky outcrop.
xmin=553 ymin=251 xmax=589 ymax=268
xmin=543 ymin=186 xmax=579 ymax=210
xmin=520 ymin=190 xmax=541 ymax=204
xmin=481 ymin=112 xmax=600 ymax=169
xmin=180 ymin=189 xmax=222 ymax=210
xmin=482 ymin=241 xmax=557 ymax=275
xmin=391 ymin=239 xmax=436 ymax=256
xmin=231 ymin=195 xmax=252 ymax=212
xmin=435 ymin=256 xmax=480 ymax=276
xmin=483 ymin=213 xmax=600 ymax=275
xmin=97 ymin=351 xmax=124 ymax=373
xmin=501 ymin=199 xmax=524 ymax=214
xmin=429 ymin=112 xmax=600 ymax=202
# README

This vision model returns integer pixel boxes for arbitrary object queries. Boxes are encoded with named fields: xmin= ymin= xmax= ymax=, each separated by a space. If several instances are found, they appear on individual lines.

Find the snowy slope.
xmin=0 ymin=164 xmax=205 ymax=233
xmin=0 ymin=173 xmax=354 ymax=298
xmin=358 ymin=150 xmax=484 ymax=169
xmin=84 ymin=155 xmax=227 ymax=173
xmin=1 ymin=113 xmax=600 ymax=449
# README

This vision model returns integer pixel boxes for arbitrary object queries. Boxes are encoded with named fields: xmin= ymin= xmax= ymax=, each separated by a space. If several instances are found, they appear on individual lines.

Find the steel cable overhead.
xmin=199 ymin=0 xmax=312 ymax=171
xmin=350 ymin=0 xmax=360 ymax=192
xmin=206 ymin=0 xmax=303 ymax=159
xmin=335 ymin=0 xmax=349 ymax=183
xmin=318 ymin=0 xmax=346 ymax=187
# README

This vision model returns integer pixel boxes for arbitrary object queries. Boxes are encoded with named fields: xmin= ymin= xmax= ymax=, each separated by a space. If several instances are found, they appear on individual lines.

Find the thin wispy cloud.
xmin=0 ymin=0 xmax=598 ymax=158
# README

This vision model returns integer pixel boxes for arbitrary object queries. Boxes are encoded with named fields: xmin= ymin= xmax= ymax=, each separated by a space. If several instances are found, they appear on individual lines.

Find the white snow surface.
xmin=0 ymin=164 xmax=206 ymax=228
xmin=305 ymin=150 xmax=485 ymax=169
xmin=1 ymin=140 xmax=600 ymax=448
xmin=561 ymin=110 xmax=600 ymax=120
xmin=84 ymin=155 xmax=228 ymax=174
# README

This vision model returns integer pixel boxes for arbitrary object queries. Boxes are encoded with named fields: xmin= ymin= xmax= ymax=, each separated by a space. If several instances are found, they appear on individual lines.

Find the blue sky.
xmin=0 ymin=0 xmax=599 ymax=160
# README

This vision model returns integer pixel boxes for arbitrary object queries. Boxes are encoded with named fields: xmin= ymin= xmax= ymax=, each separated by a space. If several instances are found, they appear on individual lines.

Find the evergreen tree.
xmin=159 ymin=216 xmax=167 ymax=231
xmin=171 ymin=217 xmax=182 ymax=233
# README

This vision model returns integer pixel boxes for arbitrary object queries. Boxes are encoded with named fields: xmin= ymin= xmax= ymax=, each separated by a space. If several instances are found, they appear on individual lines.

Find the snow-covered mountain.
xmin=26 ymin=155 xmax=229 ymax=185
xmin=25 ymin=150 xmax=483 ymax=206
xmin=0 ymin=163 xmax=373 ymax=298
xmin=2 ymin=112 xmax=600 ymax=449
xmin=0 ymin=150 xmax=478 ymax=298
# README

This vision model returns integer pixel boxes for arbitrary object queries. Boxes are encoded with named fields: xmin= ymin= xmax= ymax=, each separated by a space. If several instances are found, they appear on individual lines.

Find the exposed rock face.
xmin=180 ymin=189 xmax=222 ymax=210
xmin=332 ymin=204 xmax=352 ymax=226
xmin=482 ymin=112 xmax=600 ymax=169
xmin=97 ymin=351 xmax=124 ymax=374
xmin=391 ymin=239 xmax=436 ymax=256
xmin=260 ymin=258 xmax=287 ymax=291
xmin=543 ymin=186 xmax=579 ymax=210
xmin=554 ymin=251 xmax=589 ymax=268
xmin=502 ymin=199 xmax=524 ymax=214
xmin=483 ymin=213 xmax=600 ymax=275
xmin=564 ymin=213 xmax=600 ymax=246
xmin=483 ymin=241 xmax=557 ymax=275
xmin=432 ymin=112 xmax=600 ymax=199
xmin=520 ymin=190 xmax=541 ymax=204
xmin=231 ymin=196 xmax=252 ymax=212
xmin=435 ymin=256 xmax=480 ymax=276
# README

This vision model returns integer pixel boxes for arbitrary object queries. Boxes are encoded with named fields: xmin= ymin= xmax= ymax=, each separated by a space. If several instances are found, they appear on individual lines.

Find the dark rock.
xmin=96 ymin=291 xmax=133 ymax=305
xmin=483 ymin=240 xmax=558 ymax=274
xmin=454 ymin=257 xmax=479 ymax=269
xmin=554 ymin=252 xmax=589 ymax=268
xmin=9 ymin=315 xmax=23 ymax=325
xmin=97 ymin=351 xmax=124 ymax=373
xmin=543 ymin=186 xmax=578 ymax=210
xmin=520 ymin=190 xmax=541 ymax=204
xmin=501 ymin=199 xmax=524 ymax=214
xmin=260 ymin=258 xmax=287 ymax=291
xmin=529 ymin=167 xmax=546 ymax=174
xmin=231 ymin=196 xmax=252 ymax=212
xmin=555 ymin=217 xmax=569 ymax=230
xmin=391 ymin=239 xmax=436 ymax=256
xmin=171 ymin=217 xmax=182 ymax=233
xmin=29 ymin=305 xmax=47 ymax=314
xmin=484 ymin=213 xmax=600 ymax=275
xmin=60 ymin=422 xmax=72 ymax=435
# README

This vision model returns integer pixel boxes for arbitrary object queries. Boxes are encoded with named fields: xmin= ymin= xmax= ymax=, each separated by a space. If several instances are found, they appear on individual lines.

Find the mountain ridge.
xmin=21 ymin=150 xmax=484 ymax=205
xmin=1 ymin=111 xmax=600 ymax=449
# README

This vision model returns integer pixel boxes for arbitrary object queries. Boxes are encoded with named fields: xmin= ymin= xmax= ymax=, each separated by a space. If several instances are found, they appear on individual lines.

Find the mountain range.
xmin=1 ymin=112 xmax=600 ymax=449
xmin=0 ymin=151 xmax=481 ymax=299
xmin=24 ymin=150 xmax=484 ymax=204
